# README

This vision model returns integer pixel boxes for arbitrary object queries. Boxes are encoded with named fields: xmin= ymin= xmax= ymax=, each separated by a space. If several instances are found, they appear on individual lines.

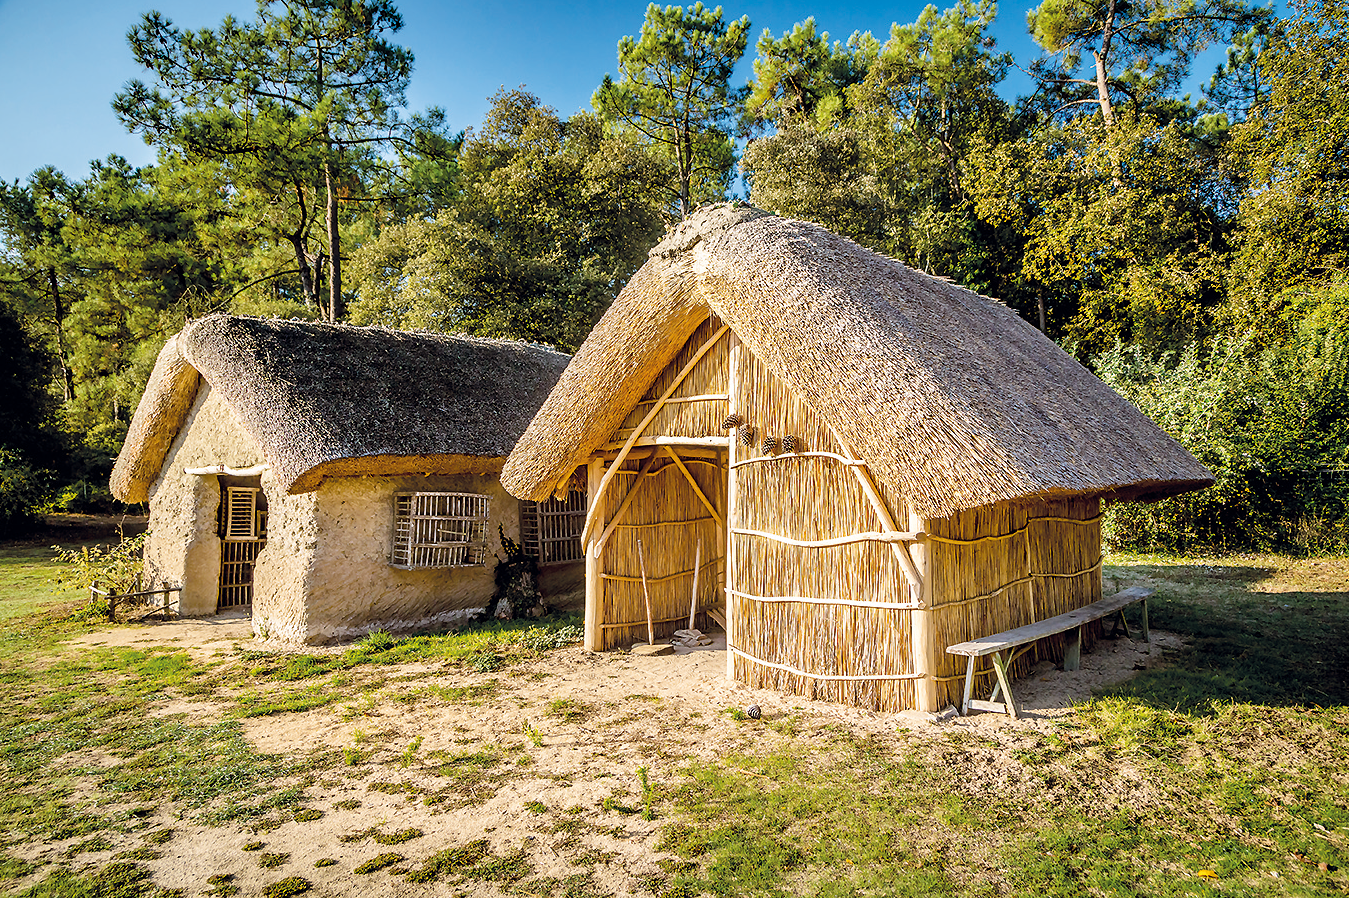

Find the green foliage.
xmin=115 ymin=0 xmax=426 ymax=321
xmin=52 ymin=531 xmax=147 ymax=599
xmin=0 ymin=449 xmax=48 ymax=538
xmin=1229 ymin=0 xmax=1349 ymax=302
xmin=1097 ymin=302 xmax=1349 ymax=551
xmin=348 ymin=90 xmax=666 ymax=350
xmin=594 ymin=2 xmax=751 ymax=216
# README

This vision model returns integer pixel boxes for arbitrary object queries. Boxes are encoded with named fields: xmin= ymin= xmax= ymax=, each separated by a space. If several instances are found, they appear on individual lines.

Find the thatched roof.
xmin=112 ymin=316 xmax=571 ymax=502
xmin=502 ymin=205 xmax=1212 ymax=519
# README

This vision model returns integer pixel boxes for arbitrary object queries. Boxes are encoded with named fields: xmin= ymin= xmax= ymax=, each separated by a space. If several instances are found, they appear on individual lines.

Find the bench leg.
xmin=1064 ymin=624 xmax=1082 ymax=672
xmin=990 ymin=651 xmax=1019 ymax=719
xmin=961 ymin=656 xmax=976 ymax=716
xmin=1140 ymin=598 xmax=1150 ymax=643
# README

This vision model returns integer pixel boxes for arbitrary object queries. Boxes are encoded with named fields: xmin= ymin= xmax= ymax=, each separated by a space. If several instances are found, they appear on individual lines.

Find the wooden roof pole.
xmin=593 ymin=452 xmax=662 ymax=556
xmin=584 ymin=457 xmax=604 ymax=651
xmin=829 ymin=429 xmax=923 ymax=596
xmin=663 ymin=446 xmax=725 ymax=537
xmin=725 ymin=333 xmax=742 ymax=683
xmin=831 ymin=428 xmax=937 ymax=712
xmin=578 ymin=324 xmax=730 ymax=546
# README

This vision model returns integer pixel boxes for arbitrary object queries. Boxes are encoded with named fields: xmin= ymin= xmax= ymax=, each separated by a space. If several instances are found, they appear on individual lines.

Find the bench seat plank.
xmin=946 ymin=587 xmax=1152 ymax=658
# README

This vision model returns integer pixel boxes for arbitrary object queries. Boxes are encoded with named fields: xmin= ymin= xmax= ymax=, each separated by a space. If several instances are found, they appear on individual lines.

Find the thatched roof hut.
xmin=112 ymin=316 xmax=573 ymax=643
xmin=503 ymin=205 xmax=1211 ymax=712
xmin=115 ymin=315 xmax=571 ymax=502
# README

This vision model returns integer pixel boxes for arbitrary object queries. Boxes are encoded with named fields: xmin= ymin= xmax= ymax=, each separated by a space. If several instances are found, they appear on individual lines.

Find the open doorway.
xmin=217 ymin=475 xmax=266 ymax=610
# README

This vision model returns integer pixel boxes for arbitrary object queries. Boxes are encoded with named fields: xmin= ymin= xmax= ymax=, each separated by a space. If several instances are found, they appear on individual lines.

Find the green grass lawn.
xmin=0 ymin=543 xmax=95 ymax=622
xmin=0 ymin=543 xmax=1344 ymax=897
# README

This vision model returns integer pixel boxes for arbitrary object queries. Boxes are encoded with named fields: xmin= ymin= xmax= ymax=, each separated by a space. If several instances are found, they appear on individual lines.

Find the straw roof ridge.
xmin=111 ymin=315 xmax=571 ymax=499
xmin=501 ymin=206 xmax=1213 ymax=517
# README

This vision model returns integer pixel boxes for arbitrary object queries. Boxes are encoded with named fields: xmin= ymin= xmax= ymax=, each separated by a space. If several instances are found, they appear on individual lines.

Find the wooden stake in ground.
xmin=688 ymin=537 xmax=702 ymax=630
xmin=638 ymin=539 xmax=654 ymax=646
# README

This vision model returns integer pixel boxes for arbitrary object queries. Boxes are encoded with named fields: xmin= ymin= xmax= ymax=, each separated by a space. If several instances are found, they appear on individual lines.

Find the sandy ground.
xmin=31 ymin=620 xmax=1179 ymax=897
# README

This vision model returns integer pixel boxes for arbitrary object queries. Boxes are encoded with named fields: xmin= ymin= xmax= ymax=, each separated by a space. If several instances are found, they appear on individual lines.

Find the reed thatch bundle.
xmin=503 ymin=205 xmax=1213 ymax=515
xmin=112 ymin=315 xmax=571 ymax=500
xmin=111 ymin=336 xmax=201 ymax=503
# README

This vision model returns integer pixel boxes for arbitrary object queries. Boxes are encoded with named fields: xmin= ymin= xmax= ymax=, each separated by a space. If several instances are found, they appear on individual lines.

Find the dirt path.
xmin=34 ymin=620 xmax=1179 ymax=897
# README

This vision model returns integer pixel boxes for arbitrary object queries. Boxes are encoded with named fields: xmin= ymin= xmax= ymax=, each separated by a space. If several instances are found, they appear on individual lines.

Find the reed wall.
xmin=729 ymin=347 xmax=918 ymax=711
xmin=612 ymin=314 xmax=730 ymax=444
xmin=595 ymin=316 xmax=730 ymax=650
xmin=926 ymin=496 xmax=1102 ymax=709
xmin=587 ymin=310 xmax=1105 ymax=713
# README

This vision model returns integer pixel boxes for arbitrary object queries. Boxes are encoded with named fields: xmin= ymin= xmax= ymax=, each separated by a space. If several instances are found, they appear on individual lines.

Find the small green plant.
xmin=724 ymin=706 xmax=747 ymax=721
xmin=243 ymin=840 xmax=265 ymax=851
xmin=294 ymin=808 xmax=323 ymax=822
xmin=258 ymin=852 xmax=289 ymax=868
xmin=362 ymin=629 xmax=396 ymax=651
xmin=373 ymin=827 xmax=423 ymax=845
xmin=547 ymin=698 xmax=592 ymax=723
xmin=333 ymin=799 xmax=361 ymax=811
xmin=144 ymin=828 xmax=174 ymax=844
xmin=400 ymin=736 xmax=423 ymax=768
xmin=342 ymin=746 xmax=363 ymax=766
xmin=524 ymin=800 xmax=546 ymax=814
xmin=522 ymin=720 xmax=543 ymax=747
xmin=468 ymin=649 xmax=503 ymax=672
xmin=314 ymin=858 xmax=337 ymax=868
xmin=261 ymin=877 xmax=311 ymax=897
xmin=206 ymin=873 xmax=239 ymax=897
xmin=52 ymin=530 xmax=148 ymax=619
xmin=638 ymin=766 xmax=656 ymax=821
xmin=354 ymin=852 xmax=404 ymax=874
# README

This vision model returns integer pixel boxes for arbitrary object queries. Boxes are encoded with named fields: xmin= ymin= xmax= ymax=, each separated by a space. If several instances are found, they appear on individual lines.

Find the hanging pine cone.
xmin=738 ymin=425 xmax=755 ymax=446
xmin=722 ymin=412 xmax=743 ymax=430
xmin=781 ymin=434 xmax=797 ymax=453
xmin=762 ymin=436 xmax=779 ymax=454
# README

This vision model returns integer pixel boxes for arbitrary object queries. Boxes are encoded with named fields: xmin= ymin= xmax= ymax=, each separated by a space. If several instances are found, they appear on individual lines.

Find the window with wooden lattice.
xmin=220 ymin=487 xmax=264 ymax=540
xmin=519 ymin=490 xmax=586 ymax=564
xmin=391 ymin=492 xmax=491 ymax=569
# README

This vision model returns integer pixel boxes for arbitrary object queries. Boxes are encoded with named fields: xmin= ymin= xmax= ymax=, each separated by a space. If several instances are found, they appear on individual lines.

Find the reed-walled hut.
xmin=111 ymin=315 xmax=576 ymax=644
xmin=501 ymin=205 xmax=1213 ymax=713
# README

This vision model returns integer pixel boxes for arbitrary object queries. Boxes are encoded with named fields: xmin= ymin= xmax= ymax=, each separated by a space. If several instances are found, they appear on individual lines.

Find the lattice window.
xmin=519 ymin=490 xmax=587 ymax=565
xmin=391 ymin=492 xmax=491 ymax=569
xmin=222 ymin=487 xmax=260 ymax=540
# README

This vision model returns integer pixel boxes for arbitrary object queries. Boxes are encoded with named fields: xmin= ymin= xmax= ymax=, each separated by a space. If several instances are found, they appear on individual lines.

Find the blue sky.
xmin=0 ymin=0 xmax=1052 ymax=182
xmin=0 ymin=0 xmax=1215 ymax=183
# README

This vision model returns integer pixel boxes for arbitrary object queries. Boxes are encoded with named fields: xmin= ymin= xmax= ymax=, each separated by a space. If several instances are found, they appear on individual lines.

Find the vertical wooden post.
xmin=725 ymin=334 xmax=741 ymax=683
xmin=584 ymin=457 xmax=605 ymax=652
xmin=908 ymin=509 xmax=938 ymax=712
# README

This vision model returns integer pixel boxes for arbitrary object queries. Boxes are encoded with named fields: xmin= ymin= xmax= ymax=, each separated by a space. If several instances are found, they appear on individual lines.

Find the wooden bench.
xmin=945 ymin=586 xmax=1153 ymax=718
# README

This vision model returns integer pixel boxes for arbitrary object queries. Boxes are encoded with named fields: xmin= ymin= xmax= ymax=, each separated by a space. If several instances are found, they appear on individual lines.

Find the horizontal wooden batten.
xmin=601 ymin=558 xmax=720 ymax=585
xmin=726 ymin=587 xmax=920 ymax=611
xmin=732 ymin=527 xmax=922 ymax=548
xmin=630 ymin=393 xmax=730 ymax=406
xmin=616 ymin=516 xmax=715 ymax=530
xmin=599 ymin=613 xmax=697 ymax=631
xmin=598 ymin=435 xmax=730 ymax=451
xmin=731 ymin=646 xmax=924 ymax=682
xmin=729 ymin=451 xmax=868 ymax=470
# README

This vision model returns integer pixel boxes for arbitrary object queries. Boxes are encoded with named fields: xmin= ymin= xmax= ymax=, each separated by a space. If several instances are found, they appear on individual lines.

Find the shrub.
xmin=0 ymin=448 xmax=47 ymax=537
xmin=1096 ymin=309 xmax=1349 ymax=552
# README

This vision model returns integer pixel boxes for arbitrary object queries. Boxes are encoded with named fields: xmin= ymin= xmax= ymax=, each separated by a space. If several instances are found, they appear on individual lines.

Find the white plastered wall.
xmin=252 ymin=470 xmax=521 ymax=644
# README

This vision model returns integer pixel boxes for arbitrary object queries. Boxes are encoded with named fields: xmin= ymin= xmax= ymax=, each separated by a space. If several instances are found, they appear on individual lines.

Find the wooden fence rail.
xmin=90 ymin=583 xmax=182 ymax=621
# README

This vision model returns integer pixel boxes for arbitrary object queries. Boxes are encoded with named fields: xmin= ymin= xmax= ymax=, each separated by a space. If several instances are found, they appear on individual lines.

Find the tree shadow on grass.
xmin=1099 ymin=564 xmax=1349 ymax=713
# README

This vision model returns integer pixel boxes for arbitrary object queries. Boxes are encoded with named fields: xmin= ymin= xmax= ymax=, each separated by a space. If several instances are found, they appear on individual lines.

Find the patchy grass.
xmin=660 ymin=554 xmax=1349 ymax=897
xmin=4 ymin=540 xmax=1345 ymax=897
